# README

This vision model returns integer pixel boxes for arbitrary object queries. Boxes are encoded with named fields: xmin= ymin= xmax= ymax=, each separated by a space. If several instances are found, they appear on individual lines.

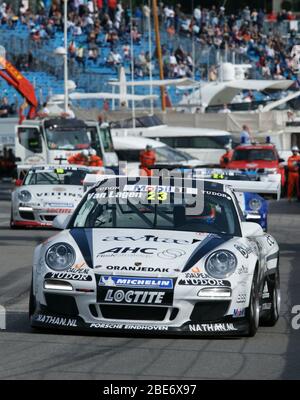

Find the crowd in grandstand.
xmin=0 ymin=2 xmax=299 ymax=82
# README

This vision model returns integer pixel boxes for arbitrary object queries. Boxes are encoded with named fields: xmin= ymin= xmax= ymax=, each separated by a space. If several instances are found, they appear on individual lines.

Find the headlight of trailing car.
xmin=249 ymin=197 xmax=262 ymax=211
xmin=18 ymin=190 xmax=32 ymax=203
xmin=205 ymin=250 xmax=237 ymax=279
xmin=45 ymin=243 xmax=75 ymax=271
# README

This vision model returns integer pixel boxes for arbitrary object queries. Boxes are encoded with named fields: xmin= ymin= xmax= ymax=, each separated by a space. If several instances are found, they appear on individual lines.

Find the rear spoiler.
xmin=206 ymin=179 xmax=281 ymax=200
xmin=83 ymin=173 xmax=281 ymax=199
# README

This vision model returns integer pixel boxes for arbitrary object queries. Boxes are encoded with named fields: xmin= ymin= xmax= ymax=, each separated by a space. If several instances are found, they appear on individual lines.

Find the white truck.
xmin=15 ymin=117 xmax=119 ymax=167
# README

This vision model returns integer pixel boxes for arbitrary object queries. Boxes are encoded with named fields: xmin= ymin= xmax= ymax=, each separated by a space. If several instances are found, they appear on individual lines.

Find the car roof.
xmin=142 ymin=126 xmax=231 ymax=138
xmin=112 ymin=136 xmax=165 ymax=150
xmin=234 ymin=144 xmax=276 ymax=151
xmin=27 ymin=164 xmax=94 ymax=172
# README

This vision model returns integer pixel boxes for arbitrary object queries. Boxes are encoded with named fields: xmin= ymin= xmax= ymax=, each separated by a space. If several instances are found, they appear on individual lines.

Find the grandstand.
xmin=0 ymin=3 xmax=299 ymax=112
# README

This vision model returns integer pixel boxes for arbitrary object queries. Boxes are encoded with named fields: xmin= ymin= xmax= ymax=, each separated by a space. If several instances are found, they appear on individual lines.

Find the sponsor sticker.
xmin=179 ymin=275 xmax=230 ymax=287
xmin=97 ymin=288 xmax=173 ymax=306
xmin=100 ymin=235 xmax=199 ymax=245
xmin=237 ymin=293 xmax=247 ymax=303
xmin=99 ymin=276 xmax=173 ymax=289
xmin=36 ymin=314 xmax=78 ymax=327
xmin=234 ymin=244 xmax=252 ymax=259
xmin=104 ymin=265 xmax=170 ymax=273
xmin=233 ymin=308 xmax=246 ymax=318
xmin=89 ymin=323 xmax=169 ymax=331
xmin=189 ymin=323 xmax=238 ymax=332
xmin=124 ymin=184 xmax=198 ymax=195
xmin=45 ymin=272 xmax=92 ymax=281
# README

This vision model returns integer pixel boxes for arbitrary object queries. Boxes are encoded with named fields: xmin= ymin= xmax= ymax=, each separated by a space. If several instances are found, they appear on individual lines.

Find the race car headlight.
xmin=205 ymin=250 xmax=237 ymax=279
xmin=45 ymin=243 xmax=75 ymax=271
xmin=18 ymin=190 xmax=32 ymax=203
xmin=249 ymin=198 xmax=262 ymax=211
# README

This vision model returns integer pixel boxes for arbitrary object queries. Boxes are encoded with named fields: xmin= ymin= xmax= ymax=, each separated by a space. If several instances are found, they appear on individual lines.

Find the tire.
xmin=10 ymin=208 xmax=16 ymax=229
xmin=260 ymin=268 xmax=280 ymax=327
xmin=29 ymin=276 xmax=36 ymax=319
xmin=246 ymin=270 xmax=260 ymax=337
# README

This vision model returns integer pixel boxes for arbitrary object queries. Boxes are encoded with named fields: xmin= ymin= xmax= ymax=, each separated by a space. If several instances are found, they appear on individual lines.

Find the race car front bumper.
xmin=31 ymin=282 xmax=250 ymax=336
xmin=30 ymin=311 xmax=250 ymax=336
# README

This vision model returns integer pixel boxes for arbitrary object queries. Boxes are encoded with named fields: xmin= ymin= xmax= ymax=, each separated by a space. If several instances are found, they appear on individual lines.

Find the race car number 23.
xmin=147 ymin=191 xmax=168 ymax=201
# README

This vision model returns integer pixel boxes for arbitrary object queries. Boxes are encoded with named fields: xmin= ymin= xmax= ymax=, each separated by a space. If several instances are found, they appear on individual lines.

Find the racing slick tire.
xmin=29 ymin=277 xmax=36 ymax=320
xmin=260 ymin=268 xmax=280 ymax=327
xmin=246 ymin=270 xmax=260 ymax=337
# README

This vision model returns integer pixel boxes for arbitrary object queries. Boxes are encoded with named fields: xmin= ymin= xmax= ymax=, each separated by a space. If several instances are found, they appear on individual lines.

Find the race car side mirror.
xmin=52 ymin=215 xmax=72 ymax=230
xmin=15 ymin=179 xmax=23 ymax=187
xmin=241 ymin=221 xmax=264 ymax=237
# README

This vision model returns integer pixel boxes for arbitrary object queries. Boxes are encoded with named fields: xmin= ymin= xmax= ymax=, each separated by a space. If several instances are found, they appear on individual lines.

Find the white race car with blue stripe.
xmin=30 ymin=176 xmax=280 ymax=336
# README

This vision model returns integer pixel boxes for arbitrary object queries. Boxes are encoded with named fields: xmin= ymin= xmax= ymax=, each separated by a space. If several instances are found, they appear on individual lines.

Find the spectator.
xmin=240 ymin=124 xmax=252 ymax=144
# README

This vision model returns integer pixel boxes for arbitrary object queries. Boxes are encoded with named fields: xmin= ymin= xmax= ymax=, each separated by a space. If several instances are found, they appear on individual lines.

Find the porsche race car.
xmin=11 ymin=165 xmax=103 ymax=228
xmin=30 ymin=176 xmax=280 ymax=336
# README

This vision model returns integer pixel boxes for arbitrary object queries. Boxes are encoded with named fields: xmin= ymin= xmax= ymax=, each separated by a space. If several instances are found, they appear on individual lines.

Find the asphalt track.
xmin=0 ymin=184 xmax=300 ymax=380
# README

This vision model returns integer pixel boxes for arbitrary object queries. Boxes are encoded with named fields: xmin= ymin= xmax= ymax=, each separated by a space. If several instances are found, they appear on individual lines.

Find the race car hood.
xmin=21 ymin=185 xmax=84 ymax=208
xmin=67 ymin=228 xmax=234 ymax=274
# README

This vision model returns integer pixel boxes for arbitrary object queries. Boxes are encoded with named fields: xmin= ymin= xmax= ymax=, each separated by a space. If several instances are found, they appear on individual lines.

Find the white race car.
xmin=30 ymin=176 xmax=280 ymax=336
xmin=11 ymin=165 xmax=102 ymax=228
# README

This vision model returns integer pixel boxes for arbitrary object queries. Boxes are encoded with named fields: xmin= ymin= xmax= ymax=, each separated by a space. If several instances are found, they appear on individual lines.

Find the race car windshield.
xmin=232 ymin=149 xmax=276 ymax=161
xmin=71 ymin=188 xmax=240 ymax=236
xmin=24 ymin=169 xmax=88 ymax=185
xmin=46 ymin=128 xmax=90 ymax=150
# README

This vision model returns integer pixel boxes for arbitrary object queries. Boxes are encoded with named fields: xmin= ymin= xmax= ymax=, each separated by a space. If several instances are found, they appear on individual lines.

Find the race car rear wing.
xmin=83 ymin=173 xmax=281 ymax=200
xmin=206 ymin=179 xmax=281 ymax=200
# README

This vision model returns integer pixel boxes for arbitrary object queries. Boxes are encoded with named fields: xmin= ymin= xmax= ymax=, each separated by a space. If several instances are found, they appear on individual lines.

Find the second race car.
xmin=10 ymin=165 xmax=102 ymax=228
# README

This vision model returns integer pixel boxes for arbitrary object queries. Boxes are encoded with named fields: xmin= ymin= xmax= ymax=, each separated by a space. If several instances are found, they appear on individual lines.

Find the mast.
xmin=63 ymin=0 xmax=68 ymax=113
xmin=152 ymin=0 xmax=166 ymax=112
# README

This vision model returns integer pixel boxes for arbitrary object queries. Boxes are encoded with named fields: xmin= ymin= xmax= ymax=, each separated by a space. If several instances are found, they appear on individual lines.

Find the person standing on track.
xmin=68 ymin=149 xmax=90 ymax=166
xmin=220 ymin=144 xmax=233 ymax=168
xmin=287 ymin=145 xmax=300 ymax=201
xmin=139 ymin=145 xmax=156 ymax=176
xmin=88 ymin=149 xmax=103 ymax=167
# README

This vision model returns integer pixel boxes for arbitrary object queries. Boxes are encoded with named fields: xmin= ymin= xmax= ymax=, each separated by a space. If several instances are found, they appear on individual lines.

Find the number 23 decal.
xmin=147 ymin=191 xmax=168 ymax=201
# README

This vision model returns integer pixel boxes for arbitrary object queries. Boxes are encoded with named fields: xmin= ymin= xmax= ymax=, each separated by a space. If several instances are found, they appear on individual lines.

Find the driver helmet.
xmin=292 ymin=145 xmax=299 ymax=152
xmin=89 ymin=149 xmax=97 ymax=156
xmin=82 ymin=149 xmax=89 ymax=157
xmin=197 ymin=203 xmax=217 ymax=225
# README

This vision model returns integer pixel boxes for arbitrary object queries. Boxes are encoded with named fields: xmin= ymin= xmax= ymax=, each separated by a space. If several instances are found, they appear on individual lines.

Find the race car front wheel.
xmin=247 ymin=271 xmax=260 ymax=337
xmin=29 ymin=276 xmax=36 ymax=319
xmin=260 ymin=268 xmax=280 ymax=327
xmin=10 ymin=208 xmax=17 ymax=229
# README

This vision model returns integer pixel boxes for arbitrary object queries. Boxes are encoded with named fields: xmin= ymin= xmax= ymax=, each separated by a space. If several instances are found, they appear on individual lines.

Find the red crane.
xmin=0 ymin=56 xmax=38 ymax=120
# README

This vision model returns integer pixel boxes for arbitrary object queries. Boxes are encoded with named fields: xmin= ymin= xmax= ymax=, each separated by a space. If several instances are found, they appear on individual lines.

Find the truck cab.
xmin=15 ymin=117 xmax=118 ymax=167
